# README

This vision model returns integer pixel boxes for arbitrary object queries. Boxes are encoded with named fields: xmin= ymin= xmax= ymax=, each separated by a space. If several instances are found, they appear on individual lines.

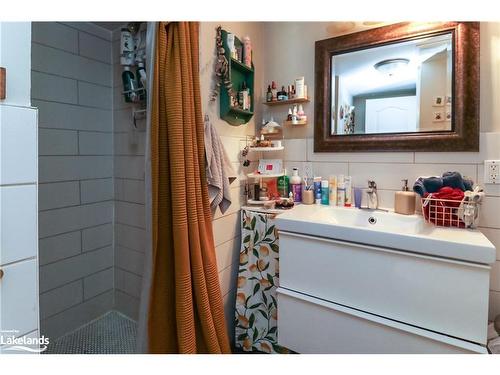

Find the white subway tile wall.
xmin=111 ymin=25 xmax=146 ymax=321
xmin=32 ymin=22 xmax=114 ymax=339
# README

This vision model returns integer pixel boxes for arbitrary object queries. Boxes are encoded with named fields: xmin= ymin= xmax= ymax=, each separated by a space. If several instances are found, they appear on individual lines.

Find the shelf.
xmin=263 ymin=97 xmax=310 ymax=106
xmin=248 ymin=146 xmax=284 ymax=152
xmin=229 ymin=107 xmax=254 ymax=116
xmin=246 ymin=199 xmax=273 ymax=205
xmin=219 ymin=29 xmax=254 ymax=126
xmin=283 ymin=119 xmax=307 ymax=126
xmin=230 ymin=58 xmax=254 ymax=73
xmin=247 ymin=172 xmax=285 ymax=179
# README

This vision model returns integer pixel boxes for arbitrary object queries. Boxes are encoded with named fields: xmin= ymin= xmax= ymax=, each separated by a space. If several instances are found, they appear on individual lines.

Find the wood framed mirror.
xmin=314 ymin=22 xmax=479 ymax=152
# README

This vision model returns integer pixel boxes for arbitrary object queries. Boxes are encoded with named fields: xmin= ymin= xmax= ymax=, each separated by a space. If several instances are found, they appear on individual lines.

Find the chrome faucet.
xmin=367 ymin=180 xmax=378 ymax=209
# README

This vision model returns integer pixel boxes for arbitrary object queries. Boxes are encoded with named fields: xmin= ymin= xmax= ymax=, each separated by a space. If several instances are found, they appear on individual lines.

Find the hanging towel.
xmin=204 ymin=116 xmax=237 ymax=214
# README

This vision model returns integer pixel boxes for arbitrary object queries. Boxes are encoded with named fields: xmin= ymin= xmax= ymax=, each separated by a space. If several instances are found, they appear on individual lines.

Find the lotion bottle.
xmin=394 ymin=179 xmax=416 ymax=215
xmin=290 ymin=168 xmax=302 ymax=202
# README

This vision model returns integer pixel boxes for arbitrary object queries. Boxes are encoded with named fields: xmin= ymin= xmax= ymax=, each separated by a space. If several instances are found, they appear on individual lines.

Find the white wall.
xmin=261 ymin=22 xmax=500 ymax=322
xmin=32 ymin=22 xmax=114 ymax=339
xmin=199 ymin=22 xmax=264 ymax=343
xmin=0 ymin=22 xmax=39 ymax=351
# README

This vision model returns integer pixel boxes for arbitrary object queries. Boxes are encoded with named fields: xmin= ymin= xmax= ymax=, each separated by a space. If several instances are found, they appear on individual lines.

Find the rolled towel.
xmin=413 ymin=177 xmax=426 ymax=197
xmin=413 ymin=176 xmax=444 ymax=196
xmin=423 ymin=176 xmax=443 ymax=194
xmin=442 ymin=171 xmax=466 ymax=190
xmin=464 ymin=178 xmax=474 ymax=191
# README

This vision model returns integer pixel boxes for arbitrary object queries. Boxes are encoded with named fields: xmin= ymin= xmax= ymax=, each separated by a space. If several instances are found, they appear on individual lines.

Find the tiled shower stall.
xmin=33 ymin=22 xmax=146 ymax=340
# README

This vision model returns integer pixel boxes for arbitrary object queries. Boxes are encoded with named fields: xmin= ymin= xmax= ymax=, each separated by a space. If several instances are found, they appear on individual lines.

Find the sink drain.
xmin=368 ymin=216 xmax=377 ymax=225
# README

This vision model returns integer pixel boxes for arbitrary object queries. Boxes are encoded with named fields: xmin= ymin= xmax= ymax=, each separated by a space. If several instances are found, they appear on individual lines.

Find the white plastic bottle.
xmin=290 ymin=168 xmax=302 ymax=203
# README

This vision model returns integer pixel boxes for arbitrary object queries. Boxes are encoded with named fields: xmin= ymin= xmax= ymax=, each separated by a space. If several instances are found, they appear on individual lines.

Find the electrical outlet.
xmin=484 ymin=160 xmax=500 ymax=184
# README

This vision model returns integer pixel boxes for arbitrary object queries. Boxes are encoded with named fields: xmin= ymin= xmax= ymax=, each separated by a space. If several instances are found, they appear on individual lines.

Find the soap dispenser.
xmin=394 ymin=179 xmax=416 ymax=215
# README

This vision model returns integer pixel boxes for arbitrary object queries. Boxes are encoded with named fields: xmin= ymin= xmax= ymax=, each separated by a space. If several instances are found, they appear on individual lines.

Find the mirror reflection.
xmin=331 ymin=33 xmax=452 ymax=135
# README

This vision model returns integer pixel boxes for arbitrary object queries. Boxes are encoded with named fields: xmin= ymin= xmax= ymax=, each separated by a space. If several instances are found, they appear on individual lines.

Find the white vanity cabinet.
xmin=275 ymin=206 xmax=494 ymax=354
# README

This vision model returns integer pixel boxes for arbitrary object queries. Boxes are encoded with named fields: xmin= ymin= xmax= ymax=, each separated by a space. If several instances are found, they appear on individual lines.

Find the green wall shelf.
xmin=220 ymin=29 xmax=254 ymax=126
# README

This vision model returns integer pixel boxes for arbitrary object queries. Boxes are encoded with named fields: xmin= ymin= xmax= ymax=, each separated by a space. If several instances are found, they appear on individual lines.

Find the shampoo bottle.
xmin=277 ymin=171 xmax=289 ymax=198
xmin=337 ymin=175 xmax=346 ymax=206
xmin=321 ymin=180 xmax=329 ymax=205
xmin=290 ymin=168 xmax=302 ymax=203
xmin=313 ymin=177 xmax=322 ymax=204
xmin=136 ymin=62 xmax=146 ymax=101
xmin=344 ymin=176 xmax=352 ymax=207
xmin=329 ymin=175 xmax=337 ymax=206
xmin=122 ymin=66 xmax=137 ymax=102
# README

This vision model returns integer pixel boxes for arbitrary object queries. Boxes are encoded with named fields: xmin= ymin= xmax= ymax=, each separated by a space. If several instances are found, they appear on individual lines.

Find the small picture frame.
xmin=433 ymin=96 xmax=445 ymax=107
xmin=445 ymin=95 xmax=452 ymax=106
xmin=433 ymin=111 xmax=444 ymax=122
xmin=445 ymin=110 xmax=452 ymax=121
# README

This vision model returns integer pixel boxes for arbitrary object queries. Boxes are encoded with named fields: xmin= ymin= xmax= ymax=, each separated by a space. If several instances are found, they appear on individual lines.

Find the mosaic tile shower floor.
xmin=44 ymin=311 xmax=137 ymax=354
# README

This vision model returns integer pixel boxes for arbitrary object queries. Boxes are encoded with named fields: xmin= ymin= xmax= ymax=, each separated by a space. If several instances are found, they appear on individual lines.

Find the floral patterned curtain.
xmin=234 ymin=209 xmax=289 ymax=354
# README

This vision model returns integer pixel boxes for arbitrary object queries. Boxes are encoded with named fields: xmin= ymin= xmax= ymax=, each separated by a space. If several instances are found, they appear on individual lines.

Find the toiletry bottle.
xmin=290 ymin=168 xmax=302 ymax=202
xmin=277 ymin=86 xmax=287 ymax=101
xmin=344 ymin=176 xmax=352 ymax=207
xmin=313 ymin=177 xmax=322 ymax=204
xmin=259 ymin=185 xmax=269 ymax=201
xmin=295 ymin=76 xmax=305 ymax=98
xmin=277 ymin=171 xmax=289 ymax=198
xmin=239 ymin=82 xmax=248 ymax=110
xmin=227 ymin=33 xmax=236 ymax=59
xmin=242 ymin=36 xmax=252 ymax=68
xmin=122 ymin=66 xmax=137 ymax=102
xmin=287 ymin=108 xmax=293 ymax=121
xmin=394 ymin=179 xmax=416 ymax=215
xmin=321 ymin=180 xmax=330 ymax=205
xmin=120 ymin=28 xmax=135 ymax=66
xmin=136 ymin=62 xmax=146 ymax=101
xmin=271 ymin=81 xmax=277 ymax=101
xmin=337 ymin=175 xmax=346 ymax=206
xmin=292 ymin=105 xmax=298 ymax=124
xmin=329 ymin=175 xmax=337 ymax=206
xmin=245 ymin=84 xmax=251 ymax=110
xmin=266 ymin=85 xmax=273 ymax=102
xmin=297 ymin=105 xmax=305 ymax=120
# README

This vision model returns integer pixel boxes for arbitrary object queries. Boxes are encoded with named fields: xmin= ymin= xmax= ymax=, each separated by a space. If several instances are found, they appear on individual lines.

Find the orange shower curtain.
xmin=147 ymin=21 xmax=231 ymax=354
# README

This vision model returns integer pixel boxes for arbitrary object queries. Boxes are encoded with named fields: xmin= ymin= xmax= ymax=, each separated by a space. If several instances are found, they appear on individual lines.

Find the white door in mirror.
xmin=484 ymin=160 xmax=499 ymax=184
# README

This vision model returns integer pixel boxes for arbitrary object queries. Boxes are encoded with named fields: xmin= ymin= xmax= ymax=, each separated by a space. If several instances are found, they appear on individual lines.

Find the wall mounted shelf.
xmin=283 ymin=119 xmax=307 ymax=126
xmin=247 ymin=172 xmax=285 ymax=179
xmin=219 ymin=29 xmax=254 ymax=126
xmin=263 ymin=97 xmax=310 ymax=106
xmin=248 ymin=146 xmax=284 ymax=152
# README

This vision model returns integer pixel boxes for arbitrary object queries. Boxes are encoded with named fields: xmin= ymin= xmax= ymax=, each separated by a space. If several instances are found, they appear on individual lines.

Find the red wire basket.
xmin=421 ymin=196 xmax=480 ymax=228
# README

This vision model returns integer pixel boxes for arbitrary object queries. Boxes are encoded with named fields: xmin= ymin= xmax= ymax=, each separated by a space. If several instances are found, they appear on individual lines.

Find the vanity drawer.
xmin=277 ymin=288 xmax=485 ymax=354
xmin=278 ymin=231 xmax=490 ymax=344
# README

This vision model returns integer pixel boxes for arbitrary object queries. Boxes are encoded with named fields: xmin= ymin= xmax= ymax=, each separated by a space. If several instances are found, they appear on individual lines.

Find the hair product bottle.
xmin=321 ymin=180 xmax=330 ymax=205
xmin=329 ymin=175 xmax=338 ymax=206
xmin=290 ymin=168 xmax=302 ymax=202
xmin=314 ymin=177 xmax=322 ymax=204
xmin=277 ymin=171 xmax=290 ymax=198
xmin=122 ymin=66 xmax=137 ymax=102
xmin=243 ymin=36 xmax=252 ymax=68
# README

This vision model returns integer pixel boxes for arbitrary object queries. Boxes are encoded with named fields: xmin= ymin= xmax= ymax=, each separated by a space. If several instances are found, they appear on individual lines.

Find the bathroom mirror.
xmin=314 ymin=22 xmax=479 ymax=152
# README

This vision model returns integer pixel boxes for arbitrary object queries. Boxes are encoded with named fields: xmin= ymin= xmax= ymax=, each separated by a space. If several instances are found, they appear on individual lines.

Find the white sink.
xmin=275 ymin=204 xmax=496 ymax=264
